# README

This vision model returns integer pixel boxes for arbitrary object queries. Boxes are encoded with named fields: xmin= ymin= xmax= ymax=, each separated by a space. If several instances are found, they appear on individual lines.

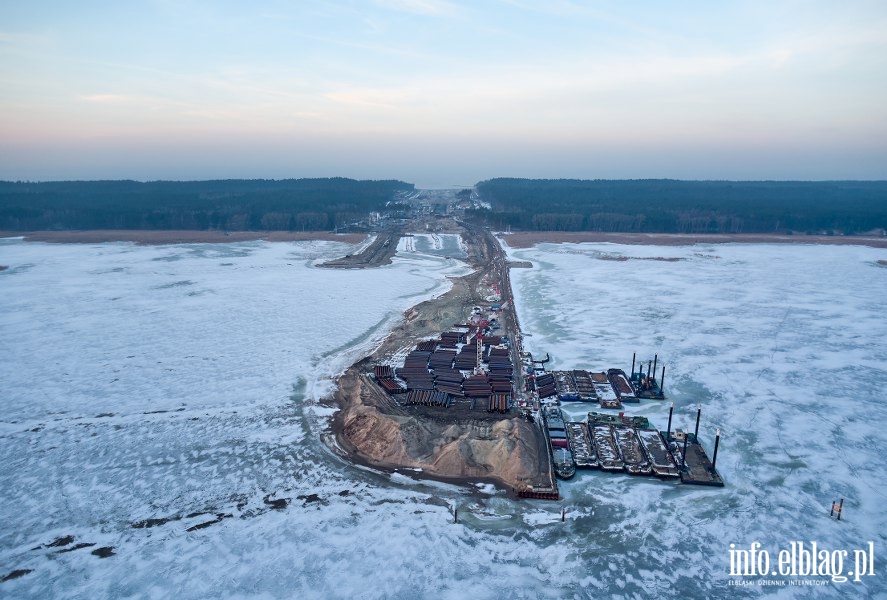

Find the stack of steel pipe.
xmin=373 ymin=365 xmax=406 ymax=394
xmin=397 ymin=351 xmax=433 ymax=391
xmin=377 ymin=378 xmax=407 ymax=394
xmin=482 ymin=336 xmax=503 ymax=348
xmin=453 ymin=346 xmax=477 ymax=370
xmin=439 ymin=331 xmax=464 ymax=348
xmin=462 ymin=374 xmax=492 ymax=397
xmin=487 ymin=393 xmax=509 ymax=413
xmin=374 ymin=365 xmax=394 ymax=378
xmin=489 ymin=376 xmax=512 ymax=393
xmin=405 ymin=389 xmax=450 ymax=407
xmin=487 ymin=351 xmax=513 ymax=378
xmin=535 ymin=372 xmax=557 ymax=398
xmin=403 ymin=350 xmax=431 ymax=369
xmin=428 ymin=349 xmax=456 ymax=370
xmin=433 ymin=368 xmax=464 ymax=397
xmin=414 ymin=340 xmax=438 ymax=352
xmin=396 ymin=369 xmax=434 ymax=390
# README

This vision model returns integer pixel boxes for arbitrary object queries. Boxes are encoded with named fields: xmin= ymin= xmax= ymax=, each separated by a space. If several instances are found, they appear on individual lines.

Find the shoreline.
xmin=500 ymin=231 xmax=887 ymax=249
xmin=4 ymin=229 xmax=886 ymax=249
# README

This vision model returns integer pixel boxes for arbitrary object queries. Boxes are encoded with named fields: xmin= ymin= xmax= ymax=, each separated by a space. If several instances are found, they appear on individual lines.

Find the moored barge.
xmin=571 ymin=370 xmax=598 ymax=402
xmin=590 ymin=372 xmax=622 ymax=409
xmin=542 ymin=405 xmax=576 ymax=479
xmin=590 ymin=423 xmax=624 ymax=471
xmin=613 ymin=425 xmax=652 ymax=475
xmin=636 ymin=428 xmax=680 ymax=478
xmin=553 ymin=370 xmax=580 ymax=401
xmin=608 ymin=368 xmax=638 ymax=403
xmin=565 ymin=421 xmax=598 ymax=468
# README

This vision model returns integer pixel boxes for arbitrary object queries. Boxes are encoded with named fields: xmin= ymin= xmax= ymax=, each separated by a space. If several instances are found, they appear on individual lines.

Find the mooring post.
xmin=631 ymin=353 xmax=636 ymax=378
xmin=666 ymin=402 xmax=674 ymax=440
xmin=652 ymin=354 xmax=658 ymax=382
xmin=694 ymin=406 xmax=702 ymax=440
xmin=561 ymin=507 xmax=565 ymax=523
xmin=837 ymin=498 xmax=844 ymax=521
xmin=454 ymin=508 xmax=458 ymax=524
xmin=659 ymin=365 xmax=666 ymax=397
xmin=711 ymin=428 xmax=720 ymax=472
xmin=681 ymin=431 xmax=689 ymax=470
xmin=647 ymin=360 xmax=652 ymax=380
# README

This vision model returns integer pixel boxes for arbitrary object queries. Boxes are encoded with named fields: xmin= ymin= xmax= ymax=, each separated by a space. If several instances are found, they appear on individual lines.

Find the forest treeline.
xmin=473 ymin=179 xmax=887 ymax=234
xmin=0 ymin=178 xmax=413 ymax=231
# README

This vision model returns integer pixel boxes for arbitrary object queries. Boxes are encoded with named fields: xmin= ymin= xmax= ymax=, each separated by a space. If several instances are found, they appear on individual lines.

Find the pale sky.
xmin=2 ymin=1 xmax=886 ymax=186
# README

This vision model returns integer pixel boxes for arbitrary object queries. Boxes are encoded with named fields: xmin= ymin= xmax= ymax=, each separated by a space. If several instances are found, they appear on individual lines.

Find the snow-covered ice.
xmin=1 ymin=235 xmax=886 ymax=598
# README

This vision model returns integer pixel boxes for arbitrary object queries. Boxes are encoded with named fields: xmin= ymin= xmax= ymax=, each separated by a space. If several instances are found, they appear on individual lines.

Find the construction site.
xmin=332 ymin=196 xmax=723 ymax=500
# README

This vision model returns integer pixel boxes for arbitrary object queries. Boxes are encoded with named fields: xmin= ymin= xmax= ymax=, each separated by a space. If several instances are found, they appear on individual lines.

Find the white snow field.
xmin=1 ymin=235 xmax=885 ymax=598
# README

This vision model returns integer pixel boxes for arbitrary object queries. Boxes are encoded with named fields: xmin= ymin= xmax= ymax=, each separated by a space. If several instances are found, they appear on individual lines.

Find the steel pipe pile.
xmin=535 ymin=372 xmax=557 ymax=398
xmin=462 ymin=374 xmax=493 ymax=397
xmin=405 ymin=389 xmax=450 ymax=407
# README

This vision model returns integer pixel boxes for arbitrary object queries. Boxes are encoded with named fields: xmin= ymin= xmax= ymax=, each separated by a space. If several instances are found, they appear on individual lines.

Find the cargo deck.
xmin=666 ymin=432 xmax=725 ymax=487
xmin=636 ymin=428 xmax=680 ymax=478
xmin=565 ymin=421 xmax=598 ymax=468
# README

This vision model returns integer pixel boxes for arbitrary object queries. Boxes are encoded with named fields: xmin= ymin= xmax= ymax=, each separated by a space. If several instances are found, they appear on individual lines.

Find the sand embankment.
xmin=328 ymin=221 xmax=553 ymax=494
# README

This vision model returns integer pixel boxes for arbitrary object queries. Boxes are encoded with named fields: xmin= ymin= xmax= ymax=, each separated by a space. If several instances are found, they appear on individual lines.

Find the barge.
xmin=636 ymin=428 xmax=680 ymax=478
xmin=665 ymin=429 xmax=724 ymax=487
xmin=590 ymin=372 xmax=622 ymax=409
xmin=630 ymin=353 xmax=666 ymax=400
xmin=607 ymin=368 xmax=638 ymax=403
xmin=613 ymin=425 xmax=652 ymax=475
xmin=553 ymin=370 xmax=580 ymax=401
xmin=542 ymin=405 xmax=576 ymax=479
xmin=542 ymin=405 xmax=569 ymax=448
xmin=590 ymin=423 xmax=624 ymax=471
xmin=565 ymin=421 xmax=598 ymax=468
xmin=571 ymin=370 xmax=598 ymax=402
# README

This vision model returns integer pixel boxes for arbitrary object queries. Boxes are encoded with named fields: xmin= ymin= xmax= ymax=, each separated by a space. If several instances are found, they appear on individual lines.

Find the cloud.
xmin=374 ymin=0 xmax=458 ymax=16
xmin=324 ymin=87 xmax=415 ymax=108
xmin=79 ymin=94 xmax=132 ymax=104
xmin=0 ymin=30 xmax=51 ymax=45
